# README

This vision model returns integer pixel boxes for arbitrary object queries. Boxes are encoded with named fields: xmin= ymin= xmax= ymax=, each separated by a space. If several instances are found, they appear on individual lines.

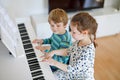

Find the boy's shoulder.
xmin=52 ymin=30 xmax=71 ymax=37
xmin=52 ymin=30 xmax=71 ymax=42
xmin=61 ymin=30 xmax=71 ymax=41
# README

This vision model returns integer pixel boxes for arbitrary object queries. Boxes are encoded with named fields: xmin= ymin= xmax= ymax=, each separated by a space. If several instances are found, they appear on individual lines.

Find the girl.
xmin=41 ymin=12 xmax=98 ymax=80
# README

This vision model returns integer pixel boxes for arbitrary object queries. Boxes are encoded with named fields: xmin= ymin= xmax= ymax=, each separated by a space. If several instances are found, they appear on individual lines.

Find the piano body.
xmin=0 ymin=6 xmax=55 ymax=80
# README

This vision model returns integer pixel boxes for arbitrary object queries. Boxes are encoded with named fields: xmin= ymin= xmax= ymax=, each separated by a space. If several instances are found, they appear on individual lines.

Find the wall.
xmin=0 ymin=0 xmax=120 ymax=18
xmin=31 ymin=10 xmax=120 ymax=39
xmin=104 ymin=0 xmax=120 ymax=9
xmin=0 ymin=0 xmax=48 ymax=18
xmin=0 ymin=0 xmax=120 ymax=38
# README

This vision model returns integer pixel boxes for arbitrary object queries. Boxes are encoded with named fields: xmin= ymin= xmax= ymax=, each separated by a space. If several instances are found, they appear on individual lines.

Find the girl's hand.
xmin=41 ymin=57 xmax=56 ymax=66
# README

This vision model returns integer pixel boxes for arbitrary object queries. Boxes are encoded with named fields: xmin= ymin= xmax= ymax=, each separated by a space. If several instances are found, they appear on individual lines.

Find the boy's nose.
xmin=53 ymin=26 xmax=57 ymax=30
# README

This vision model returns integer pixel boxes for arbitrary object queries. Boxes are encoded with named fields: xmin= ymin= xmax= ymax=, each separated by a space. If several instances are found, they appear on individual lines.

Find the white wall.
xmin=0 ymin=0 xmax=120 ymax=18
xmin=0 ymin=0 xmax=48 ymax=18
xmin=0 ymin=0 xmax=120 ymax=38
xmin=104 ymin=0 xmax=120 ymax=8
xmin=31 ymin=11 xmax=120 ymax=39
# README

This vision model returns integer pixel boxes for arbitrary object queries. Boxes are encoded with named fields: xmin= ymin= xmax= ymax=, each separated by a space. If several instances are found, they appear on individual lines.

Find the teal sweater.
xmin=43 ymin=30 xmax=72 ymax=71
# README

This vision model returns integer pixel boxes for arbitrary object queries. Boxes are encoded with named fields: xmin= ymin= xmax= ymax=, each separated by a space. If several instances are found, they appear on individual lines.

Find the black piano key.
xmin=31 ymin=70 xmax=43 ymax=77
xmin=19 ymin=26 xmax=26 ymax=30
xmin=29 ymin=63 xmax=40 ymax=71
xmin=21 ymin=36 xmax=29 ymax=40
xmin=18 ymin=23 xmax=25 ymax=27
xmin=19 ymin=26 xmax=25 ymax=29
xmin=25 ymin=48 xmax=34 ymax=53
xmin=19 ymin=29 xmax=27 ymax=33
xmin=26 ymin=53 xmax=36 ymax=59
xmin=20 ymin=32 xmax=28 ymax=37
xmin=28 ymin=59 xmax=38 ymax=64
xmin=23 ymin=40 xmax=31 ymax=44
xmin=23 ymin=44 xmax=33 ymax=49
xmin=33 ymin=76 xmax=45 ymax=80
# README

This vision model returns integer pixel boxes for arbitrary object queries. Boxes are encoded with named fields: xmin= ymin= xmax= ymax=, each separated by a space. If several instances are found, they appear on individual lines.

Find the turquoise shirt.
xmin=43 ymin=30 xmax=72 ymax=71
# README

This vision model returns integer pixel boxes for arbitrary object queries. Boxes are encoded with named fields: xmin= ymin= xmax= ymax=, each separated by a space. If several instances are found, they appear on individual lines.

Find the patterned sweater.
xmin=54 ymin=41 xmax=95 ymax=80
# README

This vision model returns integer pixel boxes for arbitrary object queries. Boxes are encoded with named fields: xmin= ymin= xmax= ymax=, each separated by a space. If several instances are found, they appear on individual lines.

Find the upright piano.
xmin=0 ymin=6 xmax=55 ymax=80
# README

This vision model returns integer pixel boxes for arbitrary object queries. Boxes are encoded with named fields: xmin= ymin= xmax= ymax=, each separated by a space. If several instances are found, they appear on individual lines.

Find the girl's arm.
xmin=50 ymin=49 xmax=67 ymax=56
xmin=54 ymin=60 xmax=68 ymax=72
xmin=46 ymin=49 xmax=68 ymax=59
xmin=42 ymin=58 xmax=68 ymax=72
xmin=40 ymin=49 xmax=68 ymax=62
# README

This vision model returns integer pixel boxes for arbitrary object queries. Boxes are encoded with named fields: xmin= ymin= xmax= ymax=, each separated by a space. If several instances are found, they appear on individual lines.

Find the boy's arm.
xmin=42 ymin=34 xmax=53 ymax=44
xmin=43 ymin=38 xmax=51 ymax=44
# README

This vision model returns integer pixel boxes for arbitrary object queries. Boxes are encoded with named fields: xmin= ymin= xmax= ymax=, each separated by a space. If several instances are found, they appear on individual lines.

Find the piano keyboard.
xmin=17 ymin=23 xmax=55 ymax=80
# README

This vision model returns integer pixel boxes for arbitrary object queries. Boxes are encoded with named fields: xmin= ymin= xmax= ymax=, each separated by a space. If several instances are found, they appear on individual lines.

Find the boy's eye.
xmin=57 ymin=25 xmax=60 ymax=27
xmin=51 ymin=25 xmax=54 ymax=27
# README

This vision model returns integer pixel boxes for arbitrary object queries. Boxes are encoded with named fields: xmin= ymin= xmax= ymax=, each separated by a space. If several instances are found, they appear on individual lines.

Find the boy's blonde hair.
xmin=48 ymin=8 xmax=68 ymax=25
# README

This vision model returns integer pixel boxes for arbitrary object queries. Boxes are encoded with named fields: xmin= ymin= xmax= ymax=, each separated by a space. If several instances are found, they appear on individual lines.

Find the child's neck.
xmin=59 ymin=30 xmax=66 ymax=35
xmin=78 ymin=37 xmax=91 ymax=46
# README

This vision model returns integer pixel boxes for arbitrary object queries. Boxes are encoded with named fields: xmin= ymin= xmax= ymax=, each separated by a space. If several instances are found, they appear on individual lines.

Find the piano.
xmin=0 ymin=6 xmax=55 ymax=80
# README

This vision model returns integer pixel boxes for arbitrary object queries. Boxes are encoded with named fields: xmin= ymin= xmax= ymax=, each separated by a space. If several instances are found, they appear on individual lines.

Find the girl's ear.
xmin=82 ymin=30 xmax=89 ymax=34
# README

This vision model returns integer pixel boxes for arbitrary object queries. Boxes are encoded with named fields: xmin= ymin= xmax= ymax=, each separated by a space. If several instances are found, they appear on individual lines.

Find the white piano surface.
xmin=0 ymin=6 xmax=55 ymax=80
xmin=0 ymin=41 xmax=32 ymax=80
xmin=0 ymin=17 xmax=56 ymax=80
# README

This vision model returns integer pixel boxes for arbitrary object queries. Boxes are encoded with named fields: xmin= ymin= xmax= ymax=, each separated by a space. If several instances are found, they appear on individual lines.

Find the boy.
xmin=32 ymin=8 xmax=72 ymax=71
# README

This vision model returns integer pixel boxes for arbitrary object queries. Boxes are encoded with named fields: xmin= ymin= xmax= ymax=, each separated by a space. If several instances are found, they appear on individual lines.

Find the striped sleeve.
xmin=59 ymin=41 xmax=71 ymax=48
xmin=43 ymin=38 xmax=51 ymax=44
xmin=43 ymin=34 xmax=54 ymax=44
xmin=43 ymin=36 xmax=52 ymax=44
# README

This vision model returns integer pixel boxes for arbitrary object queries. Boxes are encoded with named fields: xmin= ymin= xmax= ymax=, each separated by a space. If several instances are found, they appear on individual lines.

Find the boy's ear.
xmin=64 ymin=24 xmax=67 ymax=28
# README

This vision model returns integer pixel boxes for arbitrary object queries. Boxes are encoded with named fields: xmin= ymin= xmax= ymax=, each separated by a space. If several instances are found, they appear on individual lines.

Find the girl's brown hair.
xmin=48 ymin=8 xmax=68 ymax=25
xmin=71 ymin=12 xmax=98 ymax=47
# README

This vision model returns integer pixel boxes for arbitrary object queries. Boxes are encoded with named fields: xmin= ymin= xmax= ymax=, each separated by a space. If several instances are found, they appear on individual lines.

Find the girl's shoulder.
xmin=80 ymin=43 xmax=95 ymax=53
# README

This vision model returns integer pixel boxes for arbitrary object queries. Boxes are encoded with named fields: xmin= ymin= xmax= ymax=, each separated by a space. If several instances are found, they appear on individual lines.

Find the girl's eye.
xmin=73 ymin=32 xmax=76 ymax=34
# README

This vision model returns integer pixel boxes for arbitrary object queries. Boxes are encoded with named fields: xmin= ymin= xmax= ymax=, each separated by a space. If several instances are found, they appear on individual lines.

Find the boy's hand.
xmin=35 ymin=46 xmax=44 ymax=52
xmin=32 ymin=39 xmax=43 ymax=44
xmin=40 ymin=51 xmax=54 ymax=61
xmin=32 ymin=39 xmax=39 ymax=43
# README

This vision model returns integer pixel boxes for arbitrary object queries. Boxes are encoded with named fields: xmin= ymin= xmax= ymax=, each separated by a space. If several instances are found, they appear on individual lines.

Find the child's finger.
xmin=35 ymin=46 xmax=41 ymax=50
xmin=32 ymin=39 xmax=37 ymax=43
xmin=41 ymin=58 xmax=47 ymax=62
xmin=40 ymin=55 xmax=45 ymax=58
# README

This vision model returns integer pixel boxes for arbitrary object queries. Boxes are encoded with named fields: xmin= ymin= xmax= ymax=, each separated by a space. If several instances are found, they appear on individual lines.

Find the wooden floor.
xmin=94 ymin=33 xmax=120 ymax=80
